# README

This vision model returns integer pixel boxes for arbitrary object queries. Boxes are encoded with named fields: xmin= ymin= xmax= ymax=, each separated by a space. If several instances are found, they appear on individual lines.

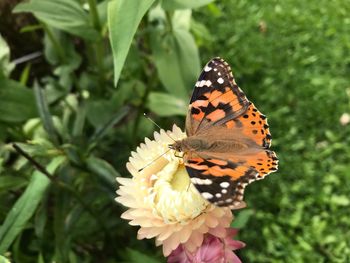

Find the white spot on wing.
xmin=217 ymin=77 xmax=224 ymax=84
xmin=203 ymin=179 xmax=212 ymax=185
xmin=222 ymin=189 xmax=228 ymax=194
xmin=215 ymin=193 xmax=222 ymax=198
xmin=220 ymin=182 xmax=230 ymax=188
xmin=202 ymin=192 xmax=214 ymax=199
xmin=204 ymin=65 xmax=212 ymax=72
xmin=191 ymin=178 xmax=212 ymax=185
xmin=196 ymin=80 xmax=212 ymax=87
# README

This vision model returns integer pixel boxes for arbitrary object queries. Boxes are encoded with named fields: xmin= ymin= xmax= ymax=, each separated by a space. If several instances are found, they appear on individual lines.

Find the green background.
xmin=0 ymin=0 xmax=349 ymax=262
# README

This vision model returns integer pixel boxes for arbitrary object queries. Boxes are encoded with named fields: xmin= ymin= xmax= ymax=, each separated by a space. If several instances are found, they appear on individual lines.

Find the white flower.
xmin=340 ymin=113 xmax=350 ymax=126
xmin=116 ymin=125 xmax=233 ymax=256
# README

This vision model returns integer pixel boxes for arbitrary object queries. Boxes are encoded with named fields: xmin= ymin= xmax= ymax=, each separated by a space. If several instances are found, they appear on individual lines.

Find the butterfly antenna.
xmin=138 ymin=149 xmax=171 ymax=172
xmin=143 ymin=113 xmax=176 ymax=142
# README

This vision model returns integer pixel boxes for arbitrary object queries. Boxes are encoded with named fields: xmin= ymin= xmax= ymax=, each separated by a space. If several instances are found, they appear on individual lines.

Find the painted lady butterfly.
xmin=170 ymin=57 xmax=278 ymax=209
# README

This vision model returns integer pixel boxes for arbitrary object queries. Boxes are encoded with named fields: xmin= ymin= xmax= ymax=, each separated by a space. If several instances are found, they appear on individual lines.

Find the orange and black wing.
xmin=184 ymin=57 xmax=278 ymax=209
xmin=186 ymin=57 xmax=249 ymax=136
xmin=185 ymin=150 xmax=278 ymax=209
xmin=225 ymin=102 xmax=273 ymax=149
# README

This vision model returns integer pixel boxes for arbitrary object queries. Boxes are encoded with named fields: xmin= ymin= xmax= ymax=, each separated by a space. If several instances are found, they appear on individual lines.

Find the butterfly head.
xmin=168 ymin=141 xmax=182 ymax=152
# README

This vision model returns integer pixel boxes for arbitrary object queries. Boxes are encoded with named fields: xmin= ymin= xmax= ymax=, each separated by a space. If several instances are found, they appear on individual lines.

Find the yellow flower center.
xmin=151 ymin=158 xmax=208 ymax=223
xmin=170 ymin=163 xmax=190 ymax=191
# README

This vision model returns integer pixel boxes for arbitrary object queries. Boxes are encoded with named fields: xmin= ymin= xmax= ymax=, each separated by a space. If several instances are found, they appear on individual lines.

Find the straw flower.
xmin=116 ymin=125 xmax=233 ymax=256
xmin=168 ymin=228 xmax=245 ymax=263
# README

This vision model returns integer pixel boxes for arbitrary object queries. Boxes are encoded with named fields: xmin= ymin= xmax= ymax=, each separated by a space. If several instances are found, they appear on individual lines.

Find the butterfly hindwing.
xmin=185 ymin=150 xmax=278 ymax=208
xmin=185 ymin=156 xmax=256 ymax=209
xmin=225 ymin=102 xmax=272 ymax=149
xmin=186 ymin=57 xmax=250 ymax=136
xmin=242 ymin=149 xmax=278 ymax=178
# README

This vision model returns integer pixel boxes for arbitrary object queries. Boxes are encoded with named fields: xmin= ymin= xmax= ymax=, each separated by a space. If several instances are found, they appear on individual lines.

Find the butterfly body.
xmin=174 ymin=57 xmax=278 ymax=210
xmin=171 ymin=137 xmax=249 ymax=154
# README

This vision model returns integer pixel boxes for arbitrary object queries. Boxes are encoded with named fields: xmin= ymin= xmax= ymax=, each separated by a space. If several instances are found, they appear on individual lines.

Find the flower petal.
xmin=116 ymin=125 xmax=236 ymax=257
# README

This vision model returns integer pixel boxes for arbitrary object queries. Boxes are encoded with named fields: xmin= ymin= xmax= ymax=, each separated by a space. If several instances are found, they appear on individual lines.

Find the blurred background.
xmin=1 ymin=0 xmax=350 ymax=262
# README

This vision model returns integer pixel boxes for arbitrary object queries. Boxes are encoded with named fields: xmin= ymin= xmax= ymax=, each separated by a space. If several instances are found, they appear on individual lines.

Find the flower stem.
xmin=87 ymin=0 xmax=101 ymax=31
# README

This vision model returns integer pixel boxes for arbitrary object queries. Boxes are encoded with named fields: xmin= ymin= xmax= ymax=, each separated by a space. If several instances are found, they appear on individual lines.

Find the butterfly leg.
xmin=174 ymin=151 xmax=185 ymax=159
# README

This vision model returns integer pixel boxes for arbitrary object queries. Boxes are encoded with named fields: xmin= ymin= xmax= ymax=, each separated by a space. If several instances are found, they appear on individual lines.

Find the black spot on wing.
xmin=191 ymin=107 xmax=201 ymax=115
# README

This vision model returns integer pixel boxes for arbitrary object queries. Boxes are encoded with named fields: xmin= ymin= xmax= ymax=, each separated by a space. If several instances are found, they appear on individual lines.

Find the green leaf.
xmin=0 ymin=255 xmax=11 ymax=263
xmin=147 ymin=92 xmax=187 ymax=116
xmin=231 ymin=209 xmax=254 ymax=229
xmin=13 ymin=140 xmax=60 ymax=158
xmin=87 ymin=156 xmax=120 ymax=187
xmin=86 ymin=98 xmax=116 ymax=128
xmin=330 ymin=195 xmax=350 ymax=206
xmin=72 ymin=102 xmax=86 ymax=137
xmin=172 ymin=10 xmax=201 ymax=89
xmin=19 ymin=24 xmax=43 ymax=33
xmin=33 ymin=82 xmax=59 ymax=145
xmin=0 ymin=123 xmax=6 ymax=141
xmin=97 ymin=0 xmax=110 ymax=28
xmin=190 ymin=18 xmax=213 ymax=46
xmin=162 ymin=0 xmax=214 ymax=10
xmin=34 ymin=200 xmax=47 ymax=240
xmin=125 ymin=248 xmax=162 ymax=263
xmin=90 ymin=105 xmax=130 ymax=143
xmin=172 ymin=9 xmax=191 ymax=30
xmin=53 ymin=185 xmax=71 ymax=262
xmin=0 ymin=34 xmax=15 ymax=78
xmin=0 ymin=158 xmax=4 ymax=174
xmin=0 ymin=156 xmax=65 ymax=253
xmin=173 ymin=28 xmax=201 ymax=91
xmin=150 ymin=10 xmax=200 ymax=99
xmin=150 ymin=32 xmax=188 ymax=99
xmin=13 ymin=0 xmax=99 ymax=40
xmin=0 ymin=79 xmax=37 ymax=123
xmin=0 ymin=176 xmax=27 ymax=192
xmin=108 ymin=0 xmax=156 ymax=86
xmin=19 ymin=63 xmax=31 ymax=86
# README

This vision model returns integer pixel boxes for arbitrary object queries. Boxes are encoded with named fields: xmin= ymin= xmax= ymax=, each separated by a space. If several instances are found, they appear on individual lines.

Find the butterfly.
xmin=170 ymin=57 xmax=278 ymax=209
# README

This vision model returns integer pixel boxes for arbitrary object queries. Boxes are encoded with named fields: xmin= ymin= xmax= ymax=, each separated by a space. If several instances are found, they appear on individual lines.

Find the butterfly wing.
xmin=186 ymin=57 xmax=250 ymax=136
xmin=225 ymin=102 xmax=272 ymax=148
xmin=184 ymin=57 xmax=278 ymax=208
xmin=185 ymin=149 xmax=278 ymax=209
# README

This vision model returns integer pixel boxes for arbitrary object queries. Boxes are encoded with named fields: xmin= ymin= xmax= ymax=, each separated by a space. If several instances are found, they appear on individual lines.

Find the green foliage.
xmin=197 ymin=0 xmax=350 ymax=262
xmin=0 ymin=79 xmax=36 ymax=123
xmin=14 ymin=0 xmax=99 ymax=40
xmin=0 ymin=35 xmax=14 ymax=77
xmin=0 ymin=0 xmax=349 ymax=262
xmin=0 ymin=157 xmax=65 ymax=253
xmin=108 ymin=0 xmax=156 ymax=86
xmin=0 ymin=255 xmax=10 ymax=263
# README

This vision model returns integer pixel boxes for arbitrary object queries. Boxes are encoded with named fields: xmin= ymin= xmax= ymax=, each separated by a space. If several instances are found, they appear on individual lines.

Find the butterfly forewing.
xmin=186 ymin=57 xmax=249 ymax=136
